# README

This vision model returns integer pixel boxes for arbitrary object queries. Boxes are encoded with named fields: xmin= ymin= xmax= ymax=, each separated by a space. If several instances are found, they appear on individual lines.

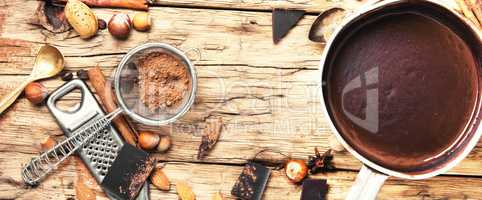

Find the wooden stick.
xmin=87 ymin=66 xmax=138 ymax=146
xmin=54 ymin=0 xmax=149 ymax=11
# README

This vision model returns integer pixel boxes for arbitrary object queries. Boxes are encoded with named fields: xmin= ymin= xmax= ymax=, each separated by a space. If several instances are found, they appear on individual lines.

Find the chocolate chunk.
xmin=300 ymin=179 xmax=328 ymax=200
xmin=77 ymin=69 xmax=89 ymax=80
xmin=272 ymin=8 xmax=305 ymax=44
xmin=231 ymin=162 xmax=271 ymax=200
xmin=101 ymin=144 xmax=156 ymax=200
xmin=59 ymin=71 xmax=73 ymax=81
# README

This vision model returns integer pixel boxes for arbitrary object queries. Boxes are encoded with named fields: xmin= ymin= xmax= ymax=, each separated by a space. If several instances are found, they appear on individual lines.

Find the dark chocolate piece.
xmin=300 ymin=179 xmax=328 ymax=200
xmin=101 ymin=144 xmax=156 ymax=200
xmin=272 ymin=8 xmax=305 ymax=44
xmin=77 ymin=69 xmax=89 ymax=80
xmin=231 ymin=162 xmax=271 ymax=200
xmin=60 ymin=71 xmax=73 ymax=81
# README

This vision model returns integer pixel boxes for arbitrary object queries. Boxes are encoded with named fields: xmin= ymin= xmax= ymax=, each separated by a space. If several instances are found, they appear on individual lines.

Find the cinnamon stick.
xmin=54 ymin=0 xmax=149 ymax=11
xmin=87 ymin=66 xmax=138 ymax=146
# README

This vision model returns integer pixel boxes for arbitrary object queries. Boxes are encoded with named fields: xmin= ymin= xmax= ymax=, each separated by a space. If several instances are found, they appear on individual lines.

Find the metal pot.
xmin=318 ymin=0 xmax=482 ymax=199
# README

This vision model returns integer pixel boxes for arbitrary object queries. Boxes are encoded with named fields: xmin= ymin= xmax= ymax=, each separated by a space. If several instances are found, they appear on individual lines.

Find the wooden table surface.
xmin=0 ymin=0 xmax=481 ymax=199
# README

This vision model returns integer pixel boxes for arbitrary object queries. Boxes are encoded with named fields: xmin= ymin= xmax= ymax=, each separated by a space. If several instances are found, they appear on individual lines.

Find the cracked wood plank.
xmin=0 ymin=1 xmax=480 ymax=199
xmin=150 ymin=0 xmax=366 ymax=13
xmin=0 ymin=1 xmax=479 ymax=178
xmin=0 ymin=65 xmax=481 ymax=177
xmin=1 ymin=160 xmax=482 ymax=199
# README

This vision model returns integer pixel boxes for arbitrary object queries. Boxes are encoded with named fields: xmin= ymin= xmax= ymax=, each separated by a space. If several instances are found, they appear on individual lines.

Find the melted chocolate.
xmin=325 ymin=11 xmax=479 ymax=172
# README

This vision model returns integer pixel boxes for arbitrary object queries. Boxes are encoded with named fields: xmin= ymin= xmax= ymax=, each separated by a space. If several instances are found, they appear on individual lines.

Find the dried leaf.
xmin=175 ymin=181 xmax=195 ymax=200
xmin=197 ymin=117 xmax=223 ymax=160
xmin=151 ymin=167 xmax=170 ymax=191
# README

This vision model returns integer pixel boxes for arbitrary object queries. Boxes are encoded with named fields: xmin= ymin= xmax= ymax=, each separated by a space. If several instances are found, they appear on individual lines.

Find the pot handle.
xmin=346 ymin=165 xmax=388 ymax=200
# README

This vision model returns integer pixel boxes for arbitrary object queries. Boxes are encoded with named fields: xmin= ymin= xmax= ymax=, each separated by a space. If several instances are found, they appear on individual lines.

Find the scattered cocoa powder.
xmin=137 ymin=52 xmax=190 ymax=111
xmin=128 ymin=156 xmax=156 ymax=199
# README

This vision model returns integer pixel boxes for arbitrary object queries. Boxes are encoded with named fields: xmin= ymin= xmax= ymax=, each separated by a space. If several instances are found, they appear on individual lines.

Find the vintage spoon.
xmin=0 ymin=45 xmax=64 ymax=114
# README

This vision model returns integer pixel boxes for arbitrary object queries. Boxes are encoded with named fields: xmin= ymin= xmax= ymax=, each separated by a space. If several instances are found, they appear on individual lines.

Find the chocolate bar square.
xmin=231 ymin=162 xmax=271 ymax=200
xmin=101 ymin=144 xmax=156 ymax=200
xmin=300 ymin=179 xmax=328 ymax=200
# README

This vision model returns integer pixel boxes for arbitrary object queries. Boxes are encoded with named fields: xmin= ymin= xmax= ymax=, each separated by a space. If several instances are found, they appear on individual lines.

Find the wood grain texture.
xmin=1 ymin=160 xmax=482 ymax=200
xmin=150 ymin=0 xmax=366 ymax=13
xmin=0 ymin=0 xmax=481 ymax=199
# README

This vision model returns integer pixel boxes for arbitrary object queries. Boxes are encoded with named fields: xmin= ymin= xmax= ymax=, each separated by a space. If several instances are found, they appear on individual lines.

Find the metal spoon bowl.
xmin=0 ymin=45 xmax=64 ymax=114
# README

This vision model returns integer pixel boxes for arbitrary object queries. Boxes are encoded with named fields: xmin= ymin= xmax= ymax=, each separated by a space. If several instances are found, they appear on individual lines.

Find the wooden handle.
xmin=0 ymin=78 xmax=31 ymax=115
xmin=87 ymin=66 xmax=138 ymax=146
xmin=346 ymin=165 xmax=388 ymax=200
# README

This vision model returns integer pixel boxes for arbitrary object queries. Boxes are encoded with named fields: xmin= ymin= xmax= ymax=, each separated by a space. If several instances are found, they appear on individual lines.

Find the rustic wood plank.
xmin=0 ymin=0 xmax=480 ymax=199
xmin=1 ymin=1 xmax=324 ymax=74
xmin=150 ymin=0 xmax=365 ymax=13
xmin=0 ymin=0 xmax=480 ymax=178
xmin=1 ymin=158 xmax=482 ymax=200
xmin=0 ymin=70 xmax=481 ymax=177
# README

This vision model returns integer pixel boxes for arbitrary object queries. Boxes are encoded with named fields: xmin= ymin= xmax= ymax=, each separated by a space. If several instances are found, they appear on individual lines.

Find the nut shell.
xmin=138 ymin=131 xmax=160 ymax=150
xmin=65 ymin=0 xmax=98 ymax=39
xmin=133 ymin=12 xmax=151 ymax=31
xmin=285 ymin=159 xmax=308 ymax=183
xmin=108 ymin=13 xmax=131 ymax=39
xmin=151 ymin=167 xmax=170 ymax=191
xmin=176 ymin=181 xmax=195 ymax=200
xmin=24 ymin=82 xmax=48 ymax=105
xmin=157 ymin=135 xmax=172 ymax=152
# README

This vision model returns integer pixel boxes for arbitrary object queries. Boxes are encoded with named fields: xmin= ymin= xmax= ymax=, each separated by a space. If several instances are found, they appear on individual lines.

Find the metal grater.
xmin=46 ymin=79 xmax=149 ymax=200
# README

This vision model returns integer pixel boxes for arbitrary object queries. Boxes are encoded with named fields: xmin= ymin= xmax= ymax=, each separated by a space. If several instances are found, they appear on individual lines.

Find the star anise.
xmin=307 ymin=148 xmax=334 ymax=174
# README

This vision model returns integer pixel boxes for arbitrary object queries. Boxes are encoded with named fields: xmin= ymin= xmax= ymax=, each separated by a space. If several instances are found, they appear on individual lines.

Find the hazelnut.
xmin=108 ymin=13 xmax=131 ymax=39
xmin=24 ymin=82 xmax=48 ymax=105
xmin=132 ymin=12 xmax=151 ymax=31
xmin=138 ymin=131 xmax=160 ymax=150
xmin=151 ymin=167 xmax=170 ymax=191
xmin=285 ymin=159 xmax=308 ymax=183
xmin=157 ymin=135 xmax=171 ymax=152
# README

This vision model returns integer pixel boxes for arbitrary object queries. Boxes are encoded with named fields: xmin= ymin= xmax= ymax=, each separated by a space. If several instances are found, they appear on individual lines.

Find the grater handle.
xmin=21 ymin=108 xmax=122 ymax=186
xmin=47 ymin=79 xmax=102 ymax=128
